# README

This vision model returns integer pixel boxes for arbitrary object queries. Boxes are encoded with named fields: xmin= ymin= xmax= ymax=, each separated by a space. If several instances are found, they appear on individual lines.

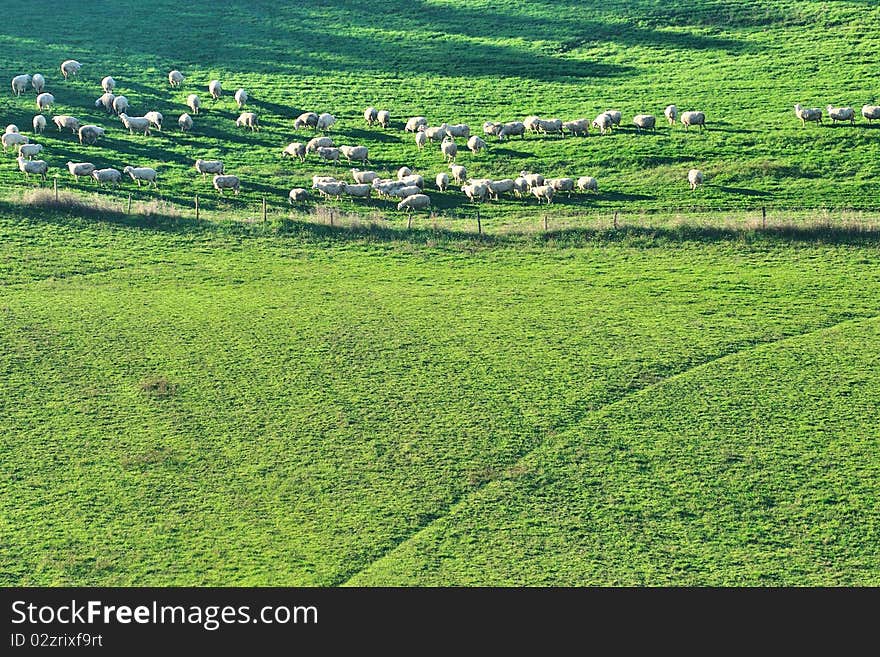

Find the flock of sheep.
xmin=794 ymin=102 xmax=880 ymax=126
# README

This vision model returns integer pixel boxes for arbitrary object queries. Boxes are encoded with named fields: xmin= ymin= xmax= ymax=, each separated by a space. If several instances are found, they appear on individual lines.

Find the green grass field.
xmin=3 ymin=1 xmax=880 ymax=586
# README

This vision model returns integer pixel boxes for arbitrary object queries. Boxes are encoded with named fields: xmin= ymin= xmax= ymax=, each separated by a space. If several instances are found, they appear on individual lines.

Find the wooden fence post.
xmin=407 ymin=213 xmax=412 ymax=230
xmin=613 ymin=211 xmax=619 ymax=229
xmin=195 ymin=195 xmax=200 ymax=221
xmin=53 ymin=177 xmax=58 ymax=202
xmin=329 ymin=210 xmax=334 ymax=227
xmin=476 ymin=208 xmax=482 ymax=235
xmin=262 ymin=196 xmax=267 ymax=223
xmin=543 ymin=214 xmax=548 ymax=231
xmin=761 ymin=206 xmax=766 ymax=229
xmin=127 ymin=194 xmax=132 ymax=214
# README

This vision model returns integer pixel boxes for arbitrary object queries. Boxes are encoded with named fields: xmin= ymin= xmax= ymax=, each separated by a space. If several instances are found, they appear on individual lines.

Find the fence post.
xmin=761 ymin=206 xmax=766 ymax=230
xmin=195 ymin=195 xmax=200 ymax=221
xmin=329 ymin=209 xmax=334 ymax=227
xmin=262 ymin=196 xmax=267 ymax=223
xmin=127 ymin=194 xmax=132 ymax=214
xmin=543 ymin=214 xmax=548 ymax=231
xmin=476 ymin=208 xmax=482 ymax=235
xmin=613 ymin=211 xmax=619 ymax=229
xmin=53 ymin=177 xmax=58 ymax=202
xmin=407 ymin=213 xmax=412 ymax=230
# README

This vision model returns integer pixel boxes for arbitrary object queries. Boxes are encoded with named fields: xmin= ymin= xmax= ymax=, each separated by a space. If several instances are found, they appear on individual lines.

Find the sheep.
xmin=294 ymin=112 xmax=318 ymax=130
xmin=101 ymin=76 xmax=116 ymax=93
xmin=11 ymin=74 xmax=31 ymax=96
xmin=364 ymin=106 xmax=378 ymax=126
xmin=288 ymin=188 xmax=309 ymax=204
xmin=435 ymin=172 xmax=449 ymax=191
xmin=633 ymin=114 xmax=656 ymax=133
xmin=390 ymin=185 xmax=423 ymax=199
xmin=78 ymin=125 xmax=105 ymax=145
xmin=351 ymin=169 xmax=378 ymax=184
xmin=344 ymin=183 xmax=372 ymax=198
xmin=548 ymin=177 xmax=575 ymax=197
xmin=536 ymin=118 xmax=563 ymax=136
xmin=483 ymin=121 xmax=499 ymax=136
xmin=67 ymin=161 xmax=96 ymax=179
xmin=316 ymin=112 xmax=336 ymax=131
xmin=424 ymin=123 xmax=449 ymax=142
xmin=234 ymin=88 xmax=248 ymax=109
xmin=562 ymin=118 xmax=590 ymax=137
xmin=397 ymin=167 xmax=413 ymax=180
xmin=495 ymin=121 xmax=526 ymax=141
xmin=53 ymin=115 xmax=81 ymax=134
xmin=441 ymin=136 xmax=458 ymax=162
xmin=32 ymin=115 xmax=46 ymax=134
xmin=415 ymin=127 xmax=428 ymax=150
xmin=531 ymin=184 xmax=555 ymax=204
xmin=195 ymin=159 xmax=224 ymax=176
xmin=605 ymin=110 xmax=622 ymax=127
xmin=794 ymin=104 xmax=822 ymax=127
xmin=144 ymin=111 xmax=164 ymax=131
xmin=178 ymin=113 xmax=193 ymax=131
xmin=664 ymin=104 xmax=678 ymax=126
xmin=519 ymin=171 xmax=544 ymax=189
xmin=2 ymin=132 xmax=29 ymax=151
xmin=4 ymin=124 xmax=17 ymax=133
xmin=462 ymin=181 xmax=488 ymax=202
xmin=523 ymin=115 xmax=541 ymax=134
xmin=371 ymin=179 xmax=405 ymax=198
xmin=282 ymin=142 xmax=307 ymax=162
xmin=187 ymin=94 xmax=201 ymax=114
xmin=119 ymin=113 xmax=151 ymax=135
xmin=18 ymin=143 xmax=43 ymax=159
xmin=92 ymin=168 xmax=122 ymax=185
xmin=827 ymin=105 xmax=855 ymax=126
xmin=123 ymin=165 xmax=158 ymax=187
xmin=306 ymin=136 xmax=333 ymax=153
xmin=397 ymin=194 xmax=430 ymax=213
xmin=112 ymin=95 xmax=129 ymax=115
xmin=168 ymin=70 xmax=184 ymax=87
xmin=680 ymin=110 xmax=706 ymax=131
xmin=339 ymin=145 xmax=369 ymax=164
xmin=18 ymin=156 xmax=48 ymax=181
xmin=377 ymin=109 xmax=390 ymax=129
xmin=862 ymin=105 xmax=880 ymax=123
xmin=512 ymin=177 xmax=528 ymax=197
xmin=467 ymin=135 xmax=487 ymax=154
xmin=486 ymin=178 xmax=514 ymax=200
xmin=312 ymin=180 xmax=345 ymax=199
xmin=312 ymin=176 xmax=338 ymax=187
xmin=688 ymin=168 xmax=703 ymax=190
xmin=208 ymin=79 xmax=222 ymax=100
xmin=235 ymin=111 xmax=259 ymax=131
xmin=592 ymin=112 xmax=614 ymax=135
xmin=31 ymin=74 xmax=45 ymax=94
xmin=60 ymin=60 xmax=81 ymax=80
xmin=213 ymin=174 xmax=241 ymax=195
xmin=449 ymin=163 xmax=467 ymax=185
xmin=577 ymin=176 xmax=598 ymax=193
xmin=446 ymin=123 xmax=470 ymax=139
xmin=36 ymin=92 xmax=54 ymax=112
xmin=315 ymin=146 xmax=340 ymax=164
xmin=405 ymin=116 xmax=427 ymax=132
xmin=95 ymin=92 xmax=116 ymax=113
xmin=399 ymin=174 xmax=424 ymax=188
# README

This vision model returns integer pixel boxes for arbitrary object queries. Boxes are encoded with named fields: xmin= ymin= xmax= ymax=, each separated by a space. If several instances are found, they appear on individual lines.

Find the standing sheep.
xmin=377 ymin=109 xmax=390 ymax=129
xmin=424 ymin=123 xmax=449 ymax=142
xmin=680 ymin=111 xmax=706 ymax=131
xmin=449 ymin=163 xmax=467 ymax=185
xmin=548 ymin=177 xmax=575 ymax=198
xmin=18 ymin=156 xmax=48 ymax=181
xmin=441 ymin=136 xmax=458 ymax=162
xmin=178 ymin=113 xmax=193 ymax=131
xmin=351 ymin=169 xmax=378 ymax=184
xmin=592 ymin=112 xmax=614 ymax=135
xmin=235 ymin=112 xmax=259 ymax=131
xmin=18 ymin=143 xmax=44 ymax=159
xmin=577 ymin=176 xmax=598 ymax=193
xmin=168 ymin=70 xmax=184 ymax=87
xmin=78 ymin=125 xmax=105 ymax=145
xmin=664 ymin=104 xmax=678 ymax=126
xmin=344 ymin=183 xmax=372 ymax=199
xmin=60 ymin=60 xmax=82 ymax=80
xmin=826 ymin=105 xmax=855 ymax=126
xmin=462 ymin=182 xmax=488 ymax=203
xmin=794 ymin=104 xmax=822 ymax=127
xmin=195 ymin=159 xmax=224 ymax=177
xmin=339 ymin=145 xmax=369 ymax=164
xmin=306 ymin=136 xmax=333 ymax=153
xmin=364 ymin=106 xmax=378 ymax=126
xmin=316 ymin=112 xmax=336 ymax=132
xmin=531 ymin=184 xmax=555 ymax=204
xmin=862 ymin=105 xmax=880 ymax=123
xmin=467 ymin=135 xmax=487 ymax=154
xmin=415 ymin=126 xmax=428 ymax=150
xmin=11 ymin=74 xmax=31 ymax=96
xmin=67 ymin=161 xmax=96 ymax=180
xmin=95 ymin=92 xmax=116 ymax=113
xmin=288 ymin=188 xmax=309 ymax=204
xmin=112 ymin=95 xmax=129 ymax=115
xmin=31 ymin=74 xmax=45 ymax=94
xmin=2 ymin=132 xmax=28 ymax=151
xmin=32 ymin=115 xmax=46 ymax=134
xmin=435 ymin=172 xmax=449 ymax=191
xmin=145 ymin=111 xmax=164 ymax=131
xmin=123 ymin=166 xmax=159 ymax=188
xmin=315 ymin=146 xmax=340 ymax=164
xmin=282 ymin=142 xmax=307 ymax=162
xmin=397 ymin=194 xmax=430 ymax=213
xmin=605 ymin=110 xmax=622 ymax=127
xmin=92 ymin=168 xmax=122 ymax=185
xmin=405 ymin=116 xmax=427 ymax=132
xmin=688 ymin=168 xmax=704 ymax=190
xmin=187 ymin=94 xmax=201 ymax=115
xmin=294 ymin=112 xmax=319 ymax=130
xmin=208 ymin=80 xmax=222 ymax=100
xmin=446 ymin=123 xmax=471 ymax=139
xmin=234 ymin=88 xmax=248 ymax=109
xmin=53 ymin=115 xmax=81 ymax=134
xmin=397 ymin=166 xmax=413 ymax=180
xmin=562 ymin=118 xmax=590 ymax=137
xmin=633 ymin=114 xmax=656 ymax=133
xmin=213 ymin=174 xmax=241 ymax=195
xmin=119 ymin=113 xmax=152 ymax=136
xmin=101 ymin=76 xmax=116 ymax=93
xmin=496 ymin=121 xmax=526 ymax=140
xmin=36 ymin=92 xmax=54 ymax=112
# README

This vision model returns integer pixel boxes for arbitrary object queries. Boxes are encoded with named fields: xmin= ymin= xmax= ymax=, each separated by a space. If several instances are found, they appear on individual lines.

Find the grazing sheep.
xmin=178 ymin=112 xmax=193 ymax=131
xmin=633 ymin=114 xmax=656 ymax=133
xmin=60 ymin=59 xmax=81 ymax=79
xmin=664 ymin=104 xmax=678 ymax=126
xmin=531 ymin=184 xmax=555 ymax=204
xmin=78 ymin=125 xmax=105 ymax=145
xmin=577 ymin=176 xmax=598 ymax=193
xmin=688 ymin=168 xmax=703 ymax=190
xmin=405 ymin=116 xmax=427 ymax=132
xmin=315 ymin=146 xmax=340 ymax=163
xmin=168 ymin=70 xmax=184 ymax=87
xmin=449 ymin=163 xmax=467 ymax=185
xmin=523 ymin=115 xmax=541 ymax=134
xmin=681 ymin=111 xmax=706 ymax=131
xmin=294 ymin=112 xmax=319 ymax=130
xmin=794 ymin=104 xmax=822 ymax=126
xmin=112 ymin=95 xmax=129 ymax=115
xmin=496 ymin=121 xmax=526 ymax=140
xmin=512 ymin=177 xmax=528 ymax=197
xmin=592 ymin=112 xmax=614 ymax=135
xmin=18 ymin=143 xmax=43 ymax=159
xmin=36 ymin=92 xmax=54 ymax=112
xmin=446 ymin=123 xmax=470 ymax=139
xmin=144 ymin=111 xmax=163 ymax=131
xmin=316 ymin=112 xmax=336 ymax=131
xmin=390 ymin=185 xmax=422 ymax=199
xmin=67 ymin=161 xmax=96 ymax=179
xmin=92 ymin=168 xmax=122 ymax=185
xmin=364 ymin=106 xmax=378 ymax=126
xmin=861 ymin=105 xmax=880 ymax=123
xmin=441 ymin=136 xmax=458 ymax=162
xmin=536 ymin=118 xmax=563 ymax=136
xmin=467 ymin=135 xmax=487 ymax=154
xmin=435 ymin=172 xmax=449 ymax=191
xmin=18 ymin=156 xmax=48 ymax=181
xmin=2 ymin=132 xmax=28 ymax=151
xmin=827 ymin=105 xmax=855 ymax=125
xmin=424 ymin=123 xmax=449 ymax=142
xmin=123 ymin=165 xmax=159 ymax=188
xmin=399 ymin=174 xmax=424 ymax=188
xmin=11 ymin=74 xmax=31 ymax=96
xmin=415 ymin=127 xmax=428 ymax=150
xmin=377 ymin=109 xmax=390 ymax=129
xmin=397 ymin=194 xmax=430 ymax=213
xmin=371 ymin=179 xmax=405 ymax=198
xmin=187 ymin=94 xmax=201 ymax=114
xmin=344 ymin=183 xmax=372 ymax=198
xmin=483 ymin=121 xmax=499 ymax=136
xmin=397 ymin=166 xmax=413 ymax=180
xmin=282 ymin=142 xmax=307 ymax=162
xmin=234 ymin=88 xmax=248 ymax=109
xmin=4 ymin=124 xmax=17 ymax=133
xmin=306 ymin=136 xmax=333 ymax=153
xmin=312 ymin=180 xmax=345 ymax=199
xmin=548 ymin=177 xmax=575 ymax=197
xmin=101 ymin=76 xmax=115 ymax=93
xmin=562 ymin=118 xmax=590 ymax=137
xmin=208 ymin=79 xmax=222 ymax=100
xmin=31 ymin=74 xmax=45 ymax=93
xmin=339 ymin=145 xmax=369 ymax=164
xmin=351 ymin=169 xmax=378 ymax=184
xmin=486 ymin=178 xmax=514 ymax=200
xmin=32 ymin=115 xmax=46 ymax=134
xmin=462 ymin=181 xmax=488 ymax=202
xmin=95 ymin=92 xmax=116 ymax=112
xmin=288 ymin=188 xmax=309 ymax=204
xmin=119 ymin=113 xmax=151 ymax=135
xmin=53 ymin=115 xmax=81 ymax=134
xmin=519 ymin=171 xmax=544 ymax=189
xmin=605 ymin=110 xmax=622 ymax=127
xmin=235 ymin=112 xmax=259 ymax=131
xmin=312 ymin=174 xmax=337 ymax=186
xmin=195 ymin=159 xmax=224 ymax=177
xmin=213 ymin=174 xmax=241 ymax=195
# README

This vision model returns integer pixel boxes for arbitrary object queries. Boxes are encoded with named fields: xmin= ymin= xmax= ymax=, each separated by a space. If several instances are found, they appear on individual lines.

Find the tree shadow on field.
xmin=716 ymin=186 xmax=772 ymax=197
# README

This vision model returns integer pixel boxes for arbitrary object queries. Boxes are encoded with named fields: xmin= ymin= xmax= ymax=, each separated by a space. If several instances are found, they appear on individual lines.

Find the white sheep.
xmin=664 ymin=104 xmax=678 ymax=126
xmin=519 ymin=171 xmax=544 ymax=189
xmin=187 ymin=94 xmax=201 ymax=114
xmin=282 ymin=142 xmax=307 ymax=162
xmin=60 ymin=60 xmax=81 ymax=80
xmin=213 ymin=174 xmax=241 ymax=195
xmin=424 ymin=123 xmax=449 ymax=142
xmin=397 ymin=194 xmax=430 ymax=213
xmin=119 ymin=113 xmax=151 ymax=135
xmin=441 ymin=136 xmax=458 ymax=162
xmin=4 ymin=124 xmax=17 ymax=133
xmin=95 ymin=92 xmax=116 ymax=113
xmin=294 ymin=112 xmax=318 ymax=130
xmin=316 ymin=112 xmax=336 ymax=131
xmin=397 ymin=166 xmax=413 ymax=180
xmin=351 ymin=169 xmax=378 ymax=184
xmin=577 ymin=176 xmax=598 ymax=193
xmin=466 ymin=135 xmax=487 ymax=154
xmin=605 ymin=110 xmax=622 ymax=126
xmin=101 ymin=76 xmax=116 ymax=93
xmin=31 ymin=74 xmax=45 ymax=94
xmin=486 ymin=178 xmax=514 ymax=200
xmin=446 ymin=123 xmax=470 ymax=139
xmin=827 ymin=105 xmax=855 ymax=125
xmin=371 ymin=179 xmax=404 ymax=198
xmin=592 ymin=112 xmax=613 ymax=135
xmin=53 ymin=115 xmax=81 ymax=134
xmin=496 ymin=121 xmax=526 ymax=140
xmin=178 ymin=113 xmax=193 ymax=131
xmin=548 ymin=177 xmax=575 ymax=197
xmin=512 ymin=177 xmax=528 ymax=197
xmin=862 ymin=105 xmax=880 ymax=123
xmin=364 ymin=106 xmax=378 ymax=126
xmin=537 ymin=118 xmax=563 ymax=135
xmin=449 ymin=163 xmax=467 ymax=185
xmin=312 ymin=180 xmax=344 ymax=199
xmin=288 ymin=188 xmax=309 ymax=204
xmin=208 ymin=80 xmax=222 ymax=100
xmin=123 ymin=165 xmax=158 ymax=187
xmin=67 ymin=161 xmax=96 ymax=179
xmin=794 ymin=104 xmax=822 ymax=127
xmin=531 ymin=184 xmax=555 ymax=204
xmin=32 ymin=115 xmax=46 ymax=134
xmin=144 ymin=111 xmax=163 ymax=131
xmin=316 ymin=146 xmax=340 ymax=163
xmin=18 ymin=143 xmax=43 ymax=159
xmin=344 ymin=183 xmax=372 ymax=198
xmin=11 ymin=74 xmax=31 ymax=96
xmin=339 ymin=145 xmax=369 ymax=164
xmin=377 ymin=109 xmax=390 ymax=129
xmin=18 ymin=156 xmax=48 ymax=181
xmin=405 ymin=116 xmax=427 ymax=132
xmin=633 ymin=114 xmax=656 ymax=133
xmin=234 ymin=88 xmax=248 ymax=109
xmin=399 ymin=174 xmax=424 ymax=188
xmin=112 ymin=95 xmax=129 ymax=115
xmin=391 ymin=185 xmax=422 ymax=199
xmin=688 ymin=168 xmax=703 ymax=190
xmin=195 ymin=159 xmax=224 ymax=176
xmin=483 ymin=121 xmax=499 ymax=136
xmin=168 ymin=70 xmax=184 ymax=87
xmin=2 ymin=132 xmax=28 ymax=151
xmin=562 ymin=118 xmax=590 ymax=137
xmin=435 ymin=172 xmax=449 ymax=191
xmin=78 ymin=125 xmax=105 ymax=145
xmin=235 ymin=112 xmax=259 ymax=131
xmin=306 ymin=136 xmax=333 ymax=153
xmin=415 ymin=127 xmax=427 ymax=150
xmin=92 ymin=168 xmax=122 ymax=185
xmin=680 ymin=111 xmax=706 ymax=131
xmin=523 ymin=115 xmax=541 ymax=134
xmin=462 ymin=181 xmax=488 ymax=202
xmin=36 ymin=92 xmax=54 ymax=112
